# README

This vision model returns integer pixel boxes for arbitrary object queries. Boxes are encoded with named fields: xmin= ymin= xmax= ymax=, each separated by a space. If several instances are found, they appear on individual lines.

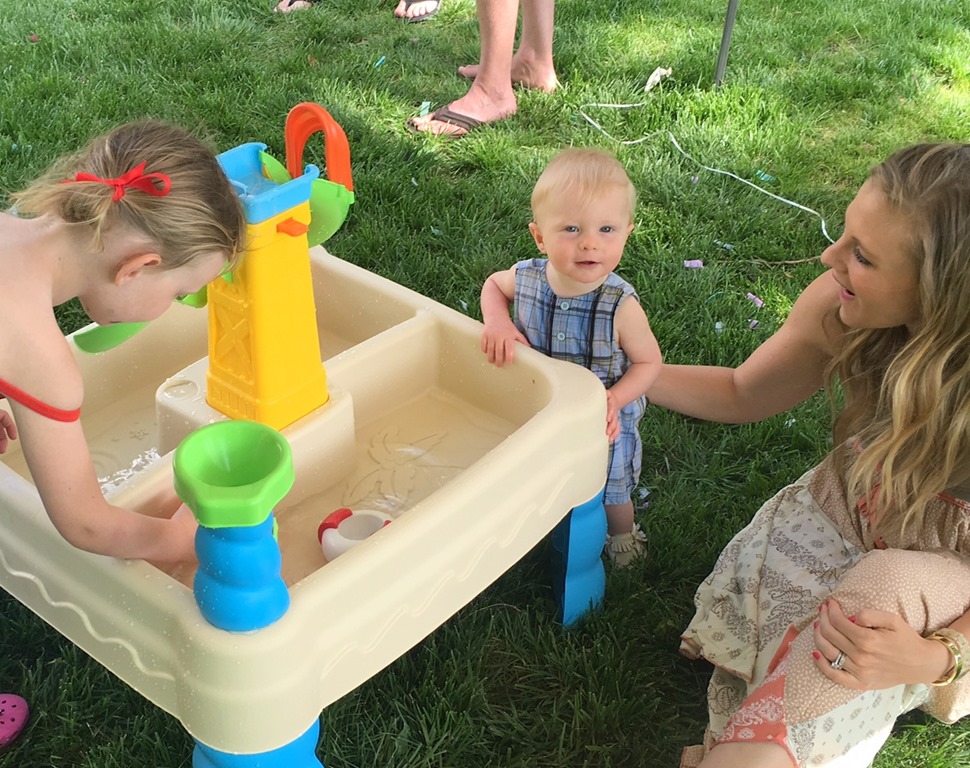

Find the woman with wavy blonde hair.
xmin=649 ymin=142 xmax=970 ymax=767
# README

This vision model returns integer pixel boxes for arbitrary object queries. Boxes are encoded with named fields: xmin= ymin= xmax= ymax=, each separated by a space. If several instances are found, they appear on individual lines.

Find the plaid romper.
xmin=512 ymin=258 xmax=647 ymax=505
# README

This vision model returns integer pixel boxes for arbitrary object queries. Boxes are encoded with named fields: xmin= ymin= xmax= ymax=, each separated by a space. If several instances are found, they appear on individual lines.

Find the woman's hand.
xmin=812 ymin=598 xmax=953 ymax=689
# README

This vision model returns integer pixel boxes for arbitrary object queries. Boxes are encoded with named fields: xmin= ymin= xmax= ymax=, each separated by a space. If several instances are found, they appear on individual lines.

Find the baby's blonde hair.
xmin=12 ymin=119 xmax=246 ymax=270
xmin=531 ymin=148 xmax=636 ymax=223
xmin=827 ymin=143 xmax=970 ymax=536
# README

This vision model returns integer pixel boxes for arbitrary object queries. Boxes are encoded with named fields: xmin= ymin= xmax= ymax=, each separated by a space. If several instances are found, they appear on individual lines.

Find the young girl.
xmin=1 ymin=118 xmax=246 ymax=560
xmin=0 ymin=120 xmax=246 ymax=747
xmin=649 ymin=143 xmax=970 ymax=767
xmin=480 ymin=147 xmax=662 ymax=567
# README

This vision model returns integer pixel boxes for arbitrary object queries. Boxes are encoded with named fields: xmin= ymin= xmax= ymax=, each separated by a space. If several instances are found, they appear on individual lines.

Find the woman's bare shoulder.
xmin=785 ymin=270 xmax=845 ymax=358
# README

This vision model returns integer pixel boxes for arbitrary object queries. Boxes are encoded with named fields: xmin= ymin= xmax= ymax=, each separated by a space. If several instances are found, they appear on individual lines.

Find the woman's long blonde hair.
xmin=826 ymin=143 xmax=970 ymax=535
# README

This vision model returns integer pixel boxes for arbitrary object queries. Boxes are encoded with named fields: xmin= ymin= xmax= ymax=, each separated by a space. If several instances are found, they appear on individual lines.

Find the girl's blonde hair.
xmin=531 ymin=147 xmax=636 ymax=222
xmin=12 ymin=119 xmax=246 ymax=270
xmin=826 ymin=143 xmax=970 ymax=536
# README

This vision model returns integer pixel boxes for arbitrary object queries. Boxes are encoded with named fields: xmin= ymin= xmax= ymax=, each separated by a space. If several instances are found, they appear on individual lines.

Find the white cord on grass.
xmin=578 ymin=101 xmax=836 ymax=244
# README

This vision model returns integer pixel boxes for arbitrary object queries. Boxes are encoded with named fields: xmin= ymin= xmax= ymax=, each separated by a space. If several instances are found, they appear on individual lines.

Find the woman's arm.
xmin=611 ymin=296 xmax=662 ymax=410
xmin=648 ymin=270 xmax=843 ymax=423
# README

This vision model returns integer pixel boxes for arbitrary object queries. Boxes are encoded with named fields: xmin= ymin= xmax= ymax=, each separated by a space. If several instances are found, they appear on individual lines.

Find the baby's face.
xmin=530 ymin=186 xmax=634 ymax=292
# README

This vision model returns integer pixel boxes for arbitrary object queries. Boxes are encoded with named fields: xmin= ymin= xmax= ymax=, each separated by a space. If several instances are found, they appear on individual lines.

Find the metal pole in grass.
xmin=715 ymin=0 xmax=740 ymax=88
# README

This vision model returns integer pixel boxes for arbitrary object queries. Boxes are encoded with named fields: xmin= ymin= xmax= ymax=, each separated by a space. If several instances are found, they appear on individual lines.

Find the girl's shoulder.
xmin=0 ymin=214 xmax=82 ymax=410
xmin=0 ymin=303 xmax=83 ymax=416
xmin=513 ymin=257 xmax=547 ymax=274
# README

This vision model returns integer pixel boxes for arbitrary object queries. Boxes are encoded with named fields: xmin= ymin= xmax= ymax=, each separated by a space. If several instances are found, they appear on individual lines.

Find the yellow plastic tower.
xmin=206 ymin=144 xmax=329 ymax=430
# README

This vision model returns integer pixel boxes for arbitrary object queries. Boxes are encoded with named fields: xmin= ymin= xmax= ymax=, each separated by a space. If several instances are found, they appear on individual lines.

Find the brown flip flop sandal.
xmin=408 ymin=105 xmax=483 ymax=138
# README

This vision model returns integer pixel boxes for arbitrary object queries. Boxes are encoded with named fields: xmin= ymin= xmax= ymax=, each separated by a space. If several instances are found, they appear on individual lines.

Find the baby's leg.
xmin=605 ymin=500 xmax=634 ymax=536
xmin=605 ymin=501 xmax=645 ymax=567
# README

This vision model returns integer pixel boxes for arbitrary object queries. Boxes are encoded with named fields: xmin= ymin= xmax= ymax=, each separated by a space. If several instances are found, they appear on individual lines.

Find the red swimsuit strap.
xmin=0 ymin=377 xmax=81 ymax=423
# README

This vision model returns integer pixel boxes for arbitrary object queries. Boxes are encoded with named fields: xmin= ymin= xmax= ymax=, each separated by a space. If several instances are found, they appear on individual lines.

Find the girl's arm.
xmin=647 ymin=270 xmax=843 ymax=423
xmin=611 ymin=296 xmax=662 ymax=410
xmin=480 ymin=267 xmax=531 ymax=367
xmin=13 ymin=404 xmax=197 ymax=563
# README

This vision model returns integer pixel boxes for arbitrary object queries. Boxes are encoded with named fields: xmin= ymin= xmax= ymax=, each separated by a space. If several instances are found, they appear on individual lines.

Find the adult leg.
xmin=696 ymin=549 xmax=970 ymax=768
xmin=408 ymin=0 xmax=520 ymax=135
xmin=458 ymin=0 xmax=558 ymax=91
xmin=698 ymin=743 xmax=793 ymax=768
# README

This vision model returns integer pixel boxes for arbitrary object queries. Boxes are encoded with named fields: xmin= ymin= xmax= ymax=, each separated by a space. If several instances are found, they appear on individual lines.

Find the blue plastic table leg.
xmin=550 ymin=492 xmax=607 ymax=626
xmin=193 ymin=720 xmax=324 ymax=768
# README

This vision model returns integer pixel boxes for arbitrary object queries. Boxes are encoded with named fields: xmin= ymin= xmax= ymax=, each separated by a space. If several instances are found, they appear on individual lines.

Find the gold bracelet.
xmin=927 ymin=628 xmax=969 ymax=686
xmin=936 ymin=627 xmax=970 ymax=682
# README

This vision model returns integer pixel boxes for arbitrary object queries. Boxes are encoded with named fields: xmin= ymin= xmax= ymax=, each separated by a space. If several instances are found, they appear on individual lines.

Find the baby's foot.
xmin=605 ymin=524 xmax=647 ymax=569
xmin=273 ymin=0 xmax=315 ymax=11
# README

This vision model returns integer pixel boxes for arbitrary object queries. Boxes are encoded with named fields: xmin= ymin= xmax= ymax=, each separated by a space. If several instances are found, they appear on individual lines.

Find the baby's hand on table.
xmin=0 ymin=409 xmax=17 ymax=454
xmin=145 ymin=504 xmax=200 ymax=585
xmin=480 ymin=323 xmax=531 ymax=367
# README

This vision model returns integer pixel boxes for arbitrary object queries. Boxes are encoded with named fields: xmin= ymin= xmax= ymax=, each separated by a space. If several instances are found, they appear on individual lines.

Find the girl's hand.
xmin=138 ymin=504 xmax=199 ymax=568
xmin=0 ymin=409 xmax=17 ymax=454
xmin=169 ymin=503 xmax=199 ymax=563
xmin=812 ymin=598 xmax=952 ymax=689
xmin=144 ymin=504 xmax=198 ymax=571
xmin=605 ymin=389 xmax=620 ymax=443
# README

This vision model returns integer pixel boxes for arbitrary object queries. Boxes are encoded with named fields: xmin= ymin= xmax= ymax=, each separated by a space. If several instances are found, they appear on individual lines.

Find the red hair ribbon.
xmin=69 ymin=162 xmax=172 ymax=202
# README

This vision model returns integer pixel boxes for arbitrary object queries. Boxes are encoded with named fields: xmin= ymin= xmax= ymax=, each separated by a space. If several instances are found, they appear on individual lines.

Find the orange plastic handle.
xmin=284 ymin=102 xmax=354 ymax=193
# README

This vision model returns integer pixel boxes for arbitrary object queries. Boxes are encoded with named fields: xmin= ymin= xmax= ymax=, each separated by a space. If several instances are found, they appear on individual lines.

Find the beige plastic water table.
xmin=0 ymin=247 xmax=609 ymax=762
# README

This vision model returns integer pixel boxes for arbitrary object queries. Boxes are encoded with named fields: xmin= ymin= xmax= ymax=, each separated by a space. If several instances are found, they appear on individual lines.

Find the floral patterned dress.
xmin=680 ymin=445 xmax=970 ymax=767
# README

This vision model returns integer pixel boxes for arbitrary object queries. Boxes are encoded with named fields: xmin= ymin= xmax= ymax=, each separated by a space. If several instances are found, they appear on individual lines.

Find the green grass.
xmin=1 ymin=0 xmax=969 ymax=765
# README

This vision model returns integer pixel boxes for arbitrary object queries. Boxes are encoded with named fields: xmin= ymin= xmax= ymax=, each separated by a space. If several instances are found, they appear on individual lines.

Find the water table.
xmin=0 ymin=107 xmax=609 ymax=766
